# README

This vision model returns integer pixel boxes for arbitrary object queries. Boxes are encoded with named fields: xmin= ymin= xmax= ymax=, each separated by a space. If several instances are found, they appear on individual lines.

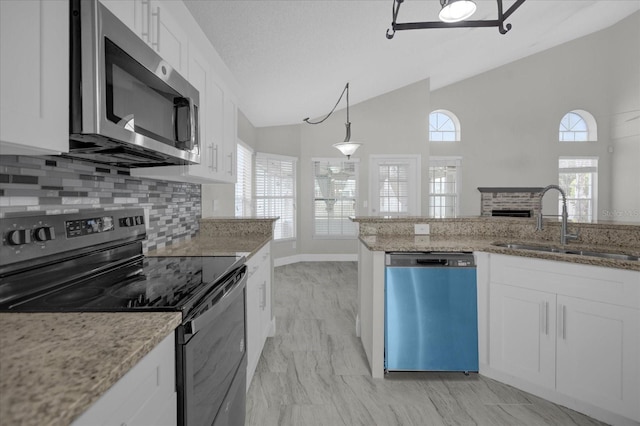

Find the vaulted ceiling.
xmin=183 ymin=0 xmax=640 ymax=127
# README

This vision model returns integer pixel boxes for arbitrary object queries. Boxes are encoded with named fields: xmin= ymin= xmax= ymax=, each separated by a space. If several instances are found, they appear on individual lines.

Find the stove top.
xmin=0 ymin=209 xmax=246 ymax=315
xmin=4 ymin=255 xmax=244 ymax=312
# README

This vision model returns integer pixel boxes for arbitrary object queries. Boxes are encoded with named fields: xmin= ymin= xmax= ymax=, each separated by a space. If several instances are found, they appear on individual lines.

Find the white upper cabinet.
xmin=101 ymin=0 xmax=187 ymax=74
xmin=99 ymin=0 xmax=143 ymax=35
xmin=132 ymin=44 xmax=237 ymax=184
xmin=223 ymin=97 xmax=238 ymax=183
xmin=131 ymin=0 xmax=239 ymax=184
xmin=0 ymin=0 xmax=68 ymax=155
xmin=152 ymin=0 xmax=188 ymax=75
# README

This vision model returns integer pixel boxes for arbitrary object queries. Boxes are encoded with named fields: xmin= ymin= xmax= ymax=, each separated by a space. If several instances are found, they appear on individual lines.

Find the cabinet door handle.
xmin=540 ymin=301 xmax=548 ymax=335
xmin=151 ymin=7 xmax=160 ymax=49
xmin=213 ymin=144 xmax=219 ymax=172
xmin=141 ymin=0 xmax=151 ymax=43
xmin=260 ymin=281 xmax=267 ymax=309
xmin=228 ymin=152 xmax=234 ymax=176
xmin=558 ymin=304 xmax=566 ymax=340
xmin=207 ymin=144 xmax=214 ymax=169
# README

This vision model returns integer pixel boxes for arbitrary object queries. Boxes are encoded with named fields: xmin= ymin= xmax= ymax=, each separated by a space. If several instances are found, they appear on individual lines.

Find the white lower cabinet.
xmin=72 ymin=332 xmax=177 ymax=426
xmin=487 ymin=254 xmax=640 ymax=425
xmin=245 ymin=243 xmax=273 ymax=391
xmin=556 ymin=295 xmax=639 ymax=420
xmin=489 ymin=284 xmax=556 ymax=390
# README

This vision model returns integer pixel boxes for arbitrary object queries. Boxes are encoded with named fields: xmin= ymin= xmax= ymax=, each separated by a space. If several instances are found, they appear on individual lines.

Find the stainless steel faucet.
xmin=536 ymin=185 xmax=579 ymax=245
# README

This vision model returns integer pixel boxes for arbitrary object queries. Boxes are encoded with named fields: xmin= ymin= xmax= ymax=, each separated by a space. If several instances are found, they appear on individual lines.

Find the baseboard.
xmin=273 ymin=253 xmax=358 ymax=267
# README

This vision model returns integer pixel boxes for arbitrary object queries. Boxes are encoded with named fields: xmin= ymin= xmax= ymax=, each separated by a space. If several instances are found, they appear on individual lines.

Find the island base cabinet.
xmin=487 ymin=254 xmax=640 ymax=425
xmin=556 ymin=296 xmax=640 ymax=422
xmin=489 ymin=284 xmax=556 ymax=390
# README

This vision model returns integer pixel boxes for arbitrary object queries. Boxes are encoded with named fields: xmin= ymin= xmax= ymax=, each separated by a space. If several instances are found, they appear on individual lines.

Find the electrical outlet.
xmin=415 ymin=224 xmax=430 ymax=235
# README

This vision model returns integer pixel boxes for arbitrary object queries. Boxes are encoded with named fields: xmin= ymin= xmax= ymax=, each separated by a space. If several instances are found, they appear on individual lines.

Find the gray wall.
xmin=430 ymin=11 xmax=639 ymax=220
xmin=204 ymin=12 xmax=640 ymax=259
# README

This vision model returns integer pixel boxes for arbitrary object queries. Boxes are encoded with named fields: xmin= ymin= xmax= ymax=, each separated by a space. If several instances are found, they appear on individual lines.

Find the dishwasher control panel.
xmin=386 ymin=252 xmax=476 ymax=267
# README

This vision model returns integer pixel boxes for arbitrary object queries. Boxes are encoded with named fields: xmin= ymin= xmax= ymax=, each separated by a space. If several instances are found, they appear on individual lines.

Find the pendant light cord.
xmin=303 ymin=83 xmax=350 ymax=125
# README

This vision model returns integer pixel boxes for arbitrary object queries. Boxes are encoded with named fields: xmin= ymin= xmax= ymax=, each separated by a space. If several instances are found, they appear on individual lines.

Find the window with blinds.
xmin=235 ymin=143 xmax=253 ymax=217
xmin=255 ymin=153 xmax=297 ymax=240
xmin=312 ymin=159 xmax=358 ymax=238
xmin=428 ymin=157 xmax=461 ymax=218
xmin=378 ymin=163 xmax=409 ymax=215
xmin=559 ymin=157 xmax=598 ymax=222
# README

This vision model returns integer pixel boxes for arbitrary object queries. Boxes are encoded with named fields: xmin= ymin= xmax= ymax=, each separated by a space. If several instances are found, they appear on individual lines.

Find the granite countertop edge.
xmin=0 ymin=312 xmax=182 ymax=426
xmin=0 ymin=233 xmax=272 ymax=426
xmin=359 ymin=235 xmax=640 ymax=271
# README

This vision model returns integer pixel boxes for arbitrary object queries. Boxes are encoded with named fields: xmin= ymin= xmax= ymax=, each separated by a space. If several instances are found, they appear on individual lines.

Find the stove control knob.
xmin=33 ymin=226 xmax=56 ymax=242
xmin=6 ymin=229 xmax=31 ymax=246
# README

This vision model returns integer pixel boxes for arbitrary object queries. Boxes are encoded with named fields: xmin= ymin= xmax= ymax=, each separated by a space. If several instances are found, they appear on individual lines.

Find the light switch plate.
xmin=415 ymin=224 xmax=430 ymax=235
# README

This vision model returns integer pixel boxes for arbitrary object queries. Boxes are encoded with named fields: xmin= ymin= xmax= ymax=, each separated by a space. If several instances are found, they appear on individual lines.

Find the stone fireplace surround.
xmin=478 ymin=187 xmax=543 ymax=218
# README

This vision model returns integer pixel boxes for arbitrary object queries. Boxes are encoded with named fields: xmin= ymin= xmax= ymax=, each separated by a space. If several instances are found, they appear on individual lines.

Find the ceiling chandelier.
xmin=386 ymin=0 xmax=526 ymax=39
xmin=303 ymin=83 xmax=362 ymax=159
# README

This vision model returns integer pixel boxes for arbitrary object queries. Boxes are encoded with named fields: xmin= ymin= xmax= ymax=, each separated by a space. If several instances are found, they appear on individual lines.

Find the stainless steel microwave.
xmin=69 ymin=0 xmax=200 ymax=167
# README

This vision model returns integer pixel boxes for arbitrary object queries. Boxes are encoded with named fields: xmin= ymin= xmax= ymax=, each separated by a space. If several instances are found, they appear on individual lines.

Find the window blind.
xmin=234 ymin=143 xmax=253 ymax=217
xmin=312 ymin=159 xmax=358 ymax=237
xmin=428 ymin=157 xmax=461 ymax=218
xmin=255 ymin=153 xmax=297 ymax=240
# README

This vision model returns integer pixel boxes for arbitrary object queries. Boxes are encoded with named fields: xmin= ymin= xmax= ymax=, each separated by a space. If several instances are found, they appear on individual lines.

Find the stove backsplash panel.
xmin=0 ymin=155 xmax=200 ymax=253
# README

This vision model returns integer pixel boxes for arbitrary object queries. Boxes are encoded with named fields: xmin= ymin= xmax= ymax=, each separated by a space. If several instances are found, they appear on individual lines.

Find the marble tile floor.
xmin=245 ymin=261 xmax=606 ymax=426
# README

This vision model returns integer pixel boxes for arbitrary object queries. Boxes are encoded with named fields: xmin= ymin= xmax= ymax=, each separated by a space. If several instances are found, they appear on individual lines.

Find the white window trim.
xmin=429 ymin=109 xmax=461 ymax=142
xmin=559 ymin=156 xmax=598 ymax=222
xmin=428 ymin=156 xmax=462 ymax=218
xmin=369 ymin=154 xmax=421 ymax=217
xmin=311 ymin=157 xmax=359 ymax=240
xmin=559 ymin=109 xmax=598 ymax=142
xmin=254 ymin=152 xmax=297 ymax=241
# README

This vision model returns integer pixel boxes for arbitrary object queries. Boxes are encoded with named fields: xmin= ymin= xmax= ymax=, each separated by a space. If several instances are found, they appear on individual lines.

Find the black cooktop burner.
xmin=3 ymin=255 xmax=244 ymax=312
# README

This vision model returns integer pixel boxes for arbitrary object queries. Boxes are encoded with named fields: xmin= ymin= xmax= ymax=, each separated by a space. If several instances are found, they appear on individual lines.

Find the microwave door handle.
xmin=188 ymin=97 xmax=197 ymax=152
xmin=174 ymin=97 xmax=196 ymax=151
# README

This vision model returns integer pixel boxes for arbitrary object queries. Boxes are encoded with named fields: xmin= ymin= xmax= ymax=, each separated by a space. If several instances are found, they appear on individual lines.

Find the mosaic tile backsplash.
xmin=0 ymin=155 xmax=201 ymax=253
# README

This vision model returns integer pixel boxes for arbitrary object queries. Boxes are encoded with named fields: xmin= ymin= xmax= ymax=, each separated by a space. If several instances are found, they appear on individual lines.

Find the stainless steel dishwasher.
xmin=384 ymin=252 xmax=478 ymax=373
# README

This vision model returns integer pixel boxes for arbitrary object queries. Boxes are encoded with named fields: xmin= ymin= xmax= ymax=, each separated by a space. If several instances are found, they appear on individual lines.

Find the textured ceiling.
xmin=182 ymin=0 xmax=640 ymax=128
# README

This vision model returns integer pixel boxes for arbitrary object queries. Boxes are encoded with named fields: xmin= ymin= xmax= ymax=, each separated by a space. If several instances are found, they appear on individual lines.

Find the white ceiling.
xmin=182 ymin=0 xmax=640 ymax=128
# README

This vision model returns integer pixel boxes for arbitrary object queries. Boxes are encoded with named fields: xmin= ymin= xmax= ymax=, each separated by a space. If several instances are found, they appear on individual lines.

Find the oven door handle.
xmin=182 ymin=267 xmax=246 ymax=342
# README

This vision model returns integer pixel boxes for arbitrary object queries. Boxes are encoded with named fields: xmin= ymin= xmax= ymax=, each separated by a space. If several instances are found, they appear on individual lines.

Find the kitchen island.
xmin=353 ymin=216 xmax=640 ymax=426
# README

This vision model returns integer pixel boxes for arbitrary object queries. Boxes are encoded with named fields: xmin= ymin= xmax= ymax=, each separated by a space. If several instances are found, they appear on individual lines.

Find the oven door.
xmin=176 ymin=266 xmax=247 ymax=426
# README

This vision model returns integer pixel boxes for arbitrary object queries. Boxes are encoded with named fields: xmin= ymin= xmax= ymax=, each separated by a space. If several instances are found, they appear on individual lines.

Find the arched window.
xmin=559 ymin=110 xmax=597 ymax=142
xmin=429 ymin=110 xmax=460 ymax=141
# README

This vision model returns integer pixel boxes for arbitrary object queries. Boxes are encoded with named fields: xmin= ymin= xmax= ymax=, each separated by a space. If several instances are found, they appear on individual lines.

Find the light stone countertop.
xmin=0 ymin=312 xmax=182 ymax=426
xmin=359 ymin=235 xmax=640 ymax=271
xmin=0 ymin=223 xmax=273 ymax=426
xmin=147 ymin=234 xmax=271 ymax=259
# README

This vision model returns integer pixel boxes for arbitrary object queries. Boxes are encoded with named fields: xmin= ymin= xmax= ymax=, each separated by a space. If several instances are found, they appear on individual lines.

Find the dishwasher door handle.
xmin=415 ymin=259 xmax=447 ymax=266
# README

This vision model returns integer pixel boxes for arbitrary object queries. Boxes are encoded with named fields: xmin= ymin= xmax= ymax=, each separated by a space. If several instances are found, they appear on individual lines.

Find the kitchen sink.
xmin=493 ymin=243 xmax=640 ymax=262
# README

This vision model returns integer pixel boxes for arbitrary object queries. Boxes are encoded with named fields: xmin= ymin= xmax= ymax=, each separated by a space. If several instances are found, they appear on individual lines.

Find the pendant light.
xmin=386 ymin=0 xmax=526 ymax=38
xmin=303 ymin=83 xmax=362 ymax=159
xmin=438 ymin=0 xmax=477 ymax=23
